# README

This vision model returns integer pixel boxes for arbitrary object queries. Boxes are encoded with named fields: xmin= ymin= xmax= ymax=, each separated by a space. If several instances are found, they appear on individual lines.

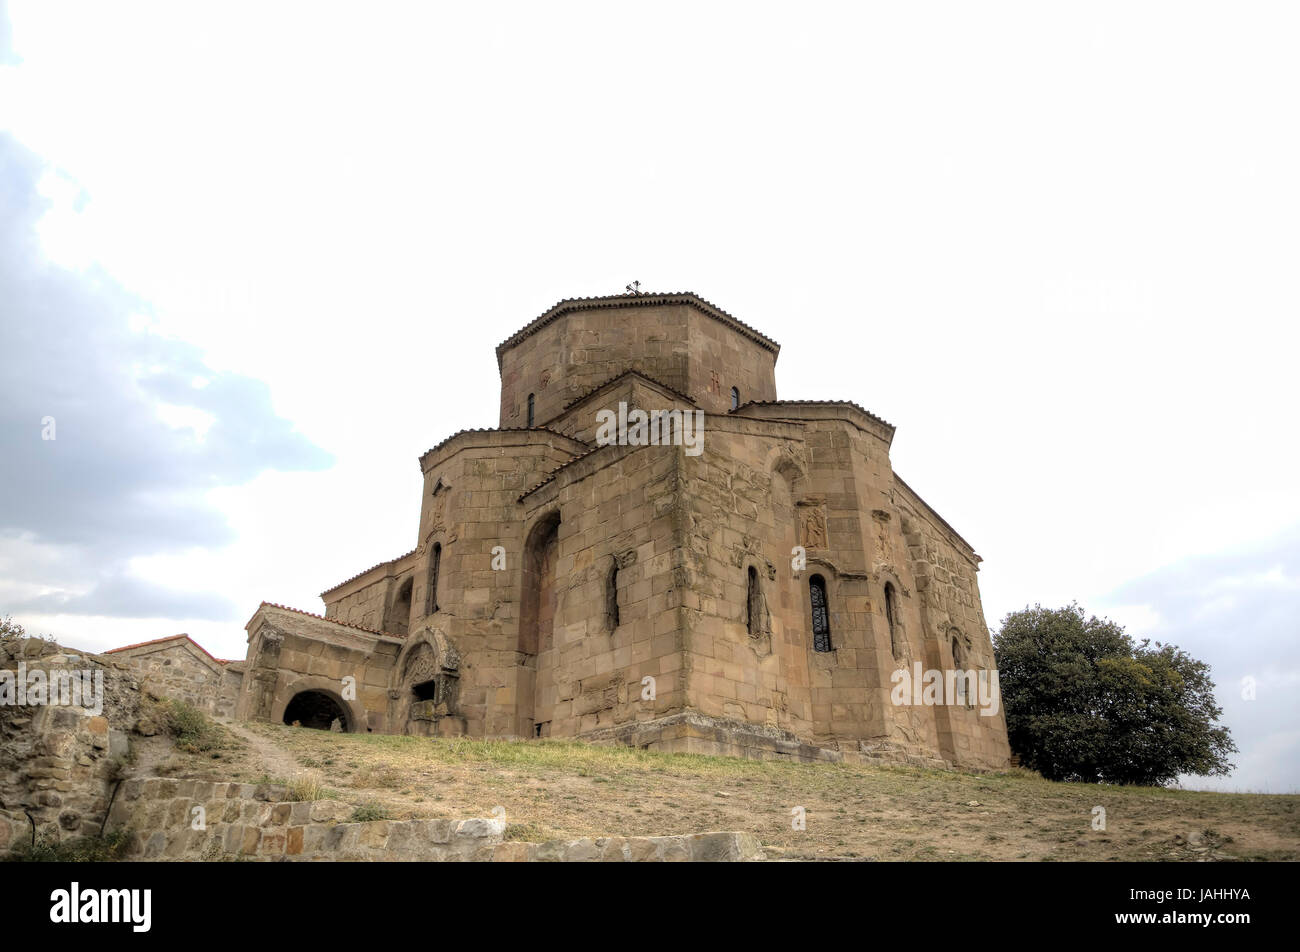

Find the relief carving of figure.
xmin=800 ymin=505 xmax=828 ymax=549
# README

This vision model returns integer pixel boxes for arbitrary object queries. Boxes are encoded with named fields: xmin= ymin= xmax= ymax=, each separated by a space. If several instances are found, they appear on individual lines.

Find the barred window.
xmin=810 ymin=574 xmax=832 ymax=652
xmin=527 ymin=393 xmax=535 ymax=428
xmin=730 ymin=387 xmax=740 ymax=411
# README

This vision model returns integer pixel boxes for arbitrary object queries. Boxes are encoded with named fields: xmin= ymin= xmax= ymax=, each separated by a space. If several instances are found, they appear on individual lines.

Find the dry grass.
xmin=193 ymin=721 xmax=1300 ymax=861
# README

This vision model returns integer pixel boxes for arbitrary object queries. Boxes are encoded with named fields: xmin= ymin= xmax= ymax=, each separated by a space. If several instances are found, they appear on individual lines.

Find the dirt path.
xmin=222 ymin=720 xmax=305 ymax=783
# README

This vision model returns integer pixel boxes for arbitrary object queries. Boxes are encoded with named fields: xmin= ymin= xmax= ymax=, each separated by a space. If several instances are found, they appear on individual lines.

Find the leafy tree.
xmin=993 ymin=603 xmax=1236 ymax=786
xmin=0 ymin=615 xmax=23 ymax=641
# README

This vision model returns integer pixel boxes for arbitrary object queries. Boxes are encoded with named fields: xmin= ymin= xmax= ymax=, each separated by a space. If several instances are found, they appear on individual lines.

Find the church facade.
xmin=234 ymin=292 xmax=1011 ymax=770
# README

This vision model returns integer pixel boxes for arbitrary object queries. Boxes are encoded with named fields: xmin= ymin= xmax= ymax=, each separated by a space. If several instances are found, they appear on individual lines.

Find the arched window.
xmin=730 ymin=387 xmax=740 ymax=410
xmin=952 ymin=635 xmax=974 ymax=708
xmin=746 ymin=566 xmax=761 ymax=637
xmin=426 ymin=543 xmax=441 ymax=614
xmin=607 ymin=557 xmax=620 ymax=631
xmin=526 ymin=393 xmax=535 ymax=428
xmin=884 ymin=582 xmax=901 ymax=658
xmin=810 ymin=574 xmax=832 ymax=652
xmin=388 ymin=577 xmax=413 ymax=637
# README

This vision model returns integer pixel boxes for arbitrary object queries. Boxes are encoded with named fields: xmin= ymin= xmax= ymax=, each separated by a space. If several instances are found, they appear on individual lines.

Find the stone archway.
xmin=283 ymin=690 xmax=350 ymax=731
xmin=518 ymin=512 xmax=561 ymax=738
xmin=272 ymin=676 xmax=368 ymax=733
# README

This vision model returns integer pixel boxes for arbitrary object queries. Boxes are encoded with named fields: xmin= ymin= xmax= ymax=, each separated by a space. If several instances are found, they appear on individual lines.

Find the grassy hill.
xmin=136 ymin=717 xmax=1300 ymax=861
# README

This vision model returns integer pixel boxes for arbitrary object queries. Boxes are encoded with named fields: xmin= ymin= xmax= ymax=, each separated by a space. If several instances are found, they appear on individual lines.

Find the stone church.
xmin=233 ymin=292 xmax=1011 ymax=770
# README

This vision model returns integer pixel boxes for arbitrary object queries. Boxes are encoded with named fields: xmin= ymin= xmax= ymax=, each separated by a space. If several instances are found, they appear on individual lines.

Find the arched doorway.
xmin=390 ymin=629 xmax=462 ymax=736
xmin=283 ymin=690 xmax=350 ymax=731
xmin=518 ymin=512 xmax=560 ymax=737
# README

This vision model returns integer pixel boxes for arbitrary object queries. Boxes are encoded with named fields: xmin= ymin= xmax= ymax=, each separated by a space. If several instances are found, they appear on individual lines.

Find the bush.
xmin=160 ymin=699 xmax=223 ymax=753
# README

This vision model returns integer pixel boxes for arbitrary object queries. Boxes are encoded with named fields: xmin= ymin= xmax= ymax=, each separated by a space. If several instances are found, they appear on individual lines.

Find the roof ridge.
xmin=319 ymin=549 xmax=417 ymax=598
xmin=104 ymin=633 xmax=232 ymax=665
xmin=518 ymin=445 xmax=605 ymax=500
xmin=560 ymin=368 xmax=697 ymax=413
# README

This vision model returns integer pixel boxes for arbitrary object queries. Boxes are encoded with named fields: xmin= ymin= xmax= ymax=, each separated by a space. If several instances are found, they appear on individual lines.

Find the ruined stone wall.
xmin=0 ymin=638 xmax=137 ymax=854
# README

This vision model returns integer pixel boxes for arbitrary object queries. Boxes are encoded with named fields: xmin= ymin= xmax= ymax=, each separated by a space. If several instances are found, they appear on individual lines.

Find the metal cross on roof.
xmin=625 ymin=280 xmax=641 ymax=295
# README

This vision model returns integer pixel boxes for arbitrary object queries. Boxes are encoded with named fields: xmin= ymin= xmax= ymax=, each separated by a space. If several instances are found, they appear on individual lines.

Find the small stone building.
xmin=234 ymin=292 xmax=1011 ymax=769
xmin=105 ymin=635 xmax=243 ymax=719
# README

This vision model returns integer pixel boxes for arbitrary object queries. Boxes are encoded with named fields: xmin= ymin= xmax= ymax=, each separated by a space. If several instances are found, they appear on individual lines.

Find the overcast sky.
xmin=1 ymin=1 xmax=1295 ymax=792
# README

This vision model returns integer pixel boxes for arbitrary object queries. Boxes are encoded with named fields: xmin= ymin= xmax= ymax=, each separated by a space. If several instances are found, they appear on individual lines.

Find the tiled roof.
xmin=560 ymin=369 xmax=697 ymax=413
xmin=319 ymin=548 xmax=417 ymax=598
xmin=732 ymin=399 xmax=894 ymax=431
xmin=416 ymin=425 xmax=582 ymax=465
xmin=104 ymin=633 xmax=234 ymax=665
xmin=251 ymin=601 xmax=401 ymax=639
xmin=494 ymin=292 xmax=781 ymax=369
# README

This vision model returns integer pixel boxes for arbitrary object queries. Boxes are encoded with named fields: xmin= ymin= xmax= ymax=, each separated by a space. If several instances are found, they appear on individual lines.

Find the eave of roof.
xmin=731 ymin=399 xmax=894 ymax=432
xmin=416 ymin=426 xmax=584 ymax=468
xmin=249 ymin=601 xmax=402 ymax=639
xmin=494 ymin=292 xmax=780 ymax=370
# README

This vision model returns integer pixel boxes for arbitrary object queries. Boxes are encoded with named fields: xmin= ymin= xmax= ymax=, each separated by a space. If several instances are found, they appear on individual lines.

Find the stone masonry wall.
xmin=895 ymin=480 xmax=1011 ymax=769
xmin=103 ymin=777 xmax=764 ymax=862
xmin=511 ymin=438 xmax=686 ymax=741
xmin=499 ymin=303 xmax=695 ymax=430
xmin=0 ymin=639 xmax=137 ymax=854
xmin=106 ymin=638 xmax=241 ymax=719
xmin=497 ymin=297 xmax=778 ymax=431
xmin=685 ymin=307 xmax=778 ymax=415
xmin=236 ymin=606 xmax=402 ymax=733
